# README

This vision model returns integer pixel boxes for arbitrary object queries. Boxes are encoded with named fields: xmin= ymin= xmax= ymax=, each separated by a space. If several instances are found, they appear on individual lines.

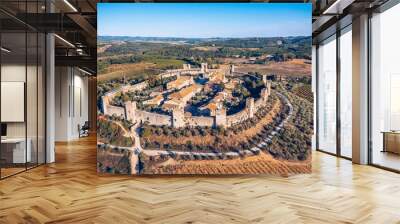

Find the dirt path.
xmin=111 ymin=121 xmax=142 ymax=174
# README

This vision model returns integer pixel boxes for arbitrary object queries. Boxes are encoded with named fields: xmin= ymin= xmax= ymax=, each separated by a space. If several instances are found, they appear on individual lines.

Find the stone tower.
xmin=201 ymin=63 xmax=208 ymax=73
xmin=101 ymin=95 xmax=110 ymax=115
xmin=172 ymin=108 xmax=185 ymax=128
xmin=266 ymin=80 xmax=272 ymax=95
xmin=125 ymin=101 xmax=137 ymax=123
xmin=220 ymin=71 xmax=227 ymax=83
xmin=215 ymin=107 xmax=227 ymax=128
xmin=262 ymin=74 xmax=267 ymax=85
xmin=230 ymin=64 xmax=235 ymax=74
xmin=246 ymin=97 xmax=255 ymax=118
xmin=261 ymin=88 xmax=269 ymax=103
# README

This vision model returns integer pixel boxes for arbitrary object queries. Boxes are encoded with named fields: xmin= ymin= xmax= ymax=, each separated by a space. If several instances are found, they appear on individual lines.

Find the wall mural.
xmin=97 ymin=3 xmax=313 ymax=176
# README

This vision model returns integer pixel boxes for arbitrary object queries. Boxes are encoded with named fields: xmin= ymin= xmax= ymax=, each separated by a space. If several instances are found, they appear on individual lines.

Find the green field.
xmin=98 ymin=56 xmax=185 ymax=82
xmin=144 ymin=57 xmax=185 ymax=70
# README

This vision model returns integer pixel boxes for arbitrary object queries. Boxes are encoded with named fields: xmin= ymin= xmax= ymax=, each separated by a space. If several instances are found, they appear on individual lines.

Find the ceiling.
xmin=0 ymin=0 xmax=98 ymax=74
xmin=311 ymin=0 xmax=390 ymax=42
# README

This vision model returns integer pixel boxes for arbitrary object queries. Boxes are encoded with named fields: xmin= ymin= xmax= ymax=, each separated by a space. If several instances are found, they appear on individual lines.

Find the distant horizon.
xmin=98 ymin=3 xmax=311 ymax=38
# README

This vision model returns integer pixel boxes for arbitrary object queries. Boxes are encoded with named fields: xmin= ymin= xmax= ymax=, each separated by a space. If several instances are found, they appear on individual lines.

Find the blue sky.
xmin=98 ymin=3 xmax=311 ymax=38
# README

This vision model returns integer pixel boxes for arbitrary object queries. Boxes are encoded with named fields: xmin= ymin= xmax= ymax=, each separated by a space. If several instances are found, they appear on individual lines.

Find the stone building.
xmin=262 ymin=74 xmax=267 ymax=84
xmin=162 ymin=99 xmax=182 ymax=111
xmin=169 ymin=84 xmax=202 ymax=104
xmin=143 ymin=95 xmax=164 ymax=106
xmin=230 ymin=64 xmax=235 ymax=74
xmin=166 ymin=76 xmax=193 ymax=90
xmin=172 ymin=108 xmax=185 ymax=128
xmin=266 ymin=80 xmax=272 ymax=95
xmin=209 ymin=71 xmax=226 ymax=84
xmin=125 ymin=101 xmax=137 ymax=123
xmin=246 ymin=97 xmax=255 ymax=118
xmin=214 ymin=107 xmax=227 ymax=127
xmin=261 ymin=86 xmax=270 ymax=103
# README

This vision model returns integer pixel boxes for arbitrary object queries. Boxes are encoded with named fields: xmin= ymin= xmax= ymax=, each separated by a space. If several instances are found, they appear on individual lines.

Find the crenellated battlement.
xmin=101 ymin=63 xmax=272 ymax=129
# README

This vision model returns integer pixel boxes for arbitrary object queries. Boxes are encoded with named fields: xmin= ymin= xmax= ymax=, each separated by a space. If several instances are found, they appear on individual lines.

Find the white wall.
xmin=55 ymin=67 xmax=89 ymax=141
xmin=72 ymin=72 xmax=89 ymax=138
xmin=55 ymin=67 xmax=69 ymax=141
xmin=1 ymin=62 xmax=46 ymax=164
xmin=1 ymin=64 xmax=26 ymax=138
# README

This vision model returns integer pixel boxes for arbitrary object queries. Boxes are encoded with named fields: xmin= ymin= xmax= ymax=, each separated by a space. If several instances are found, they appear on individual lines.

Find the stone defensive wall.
xmin=226 ymin=109 xmax=250 ymax=127
xmin=105 ymin=105 xmax=126 ymax=118
xmin=158 ymin=66 xmax=220 ymax=79
xmin=102 ymin=81 xmax=148 ymax=115
xmin=159 ymin=69 xmax=202 ymax=79
xmin=135 ymin=110 xmax=172 ymax=126
xmin=121 ymin=81 xmax=147 ymax=93
xmin=184 ymin=115 xmax=215 ymax=127
xmin=102 ymin=87 xmax=270 ymax=128
xmin=101 ymin=65 xmax=272 ymax=129
xmin=229 ymin=99 xmax=267 ymax=125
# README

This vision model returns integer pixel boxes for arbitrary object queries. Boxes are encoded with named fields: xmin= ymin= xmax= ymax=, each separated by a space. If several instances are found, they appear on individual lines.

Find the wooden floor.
xmin=372 ymin=150 xmax=400 ymax=171
xmin=1 ymin=136 xmax=400 ymax=224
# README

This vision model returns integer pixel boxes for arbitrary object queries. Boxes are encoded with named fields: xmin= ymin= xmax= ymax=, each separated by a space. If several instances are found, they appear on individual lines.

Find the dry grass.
xmin=220 ymin=57 xmax=250 ymax=64
xmin=97 ymin=44 xmax=112 ymax=53
xmin=235 ymin=59 xmax=311 ymax=77
xmin=98 ymin=53 xmax=135 ymax=61
xmin=191 ymin=46 xmax=219 ymax=51
xmin=98 ymin=62 xmax=156 ymax=82
xmin=144 ymin=152 xmax=311 ymax=175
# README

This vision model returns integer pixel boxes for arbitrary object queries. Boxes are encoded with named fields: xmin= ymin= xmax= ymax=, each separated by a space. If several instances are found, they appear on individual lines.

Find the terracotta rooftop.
xmin=167 ymin=76 xmax=192 ymax=88
xmin=206 ymin=102 xmax=218 ymax=111
xmin=169 ymin=84 xmax=201 ymax=100
xmin=225 ymin=80 xmax=238 ymax=90
xmin=214 ymin=92 xmax=226 ymax=102
xmin=162 ymin=99 xmax=182 ymax=110
xmin=143 ymin=94 xmax=164 ymax=105
xmin=209 ymin=71 xmax=225 ymax=83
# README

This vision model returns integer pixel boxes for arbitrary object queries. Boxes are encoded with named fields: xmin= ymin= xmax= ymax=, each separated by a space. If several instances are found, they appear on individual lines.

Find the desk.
xmin=1 ymin=138 xmax=31 ymax=163
xmin=382 ymin=131 xmax=400 ymax=154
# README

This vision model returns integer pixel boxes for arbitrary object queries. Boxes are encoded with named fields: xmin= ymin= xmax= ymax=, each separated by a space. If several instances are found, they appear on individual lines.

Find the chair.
xmin=78 ymin=121 xmax=90 ymax=138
